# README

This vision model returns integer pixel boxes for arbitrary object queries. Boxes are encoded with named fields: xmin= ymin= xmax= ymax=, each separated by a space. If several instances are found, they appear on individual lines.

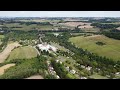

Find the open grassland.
xmin=0 ymin=42 xmax=21 ymax=63
xmin=0 ymin=35 xmax=4 ymax=45
xmin=0 ymin=35 xmax=4 ymax=39
xmin=89 ymin=73 xmax=108 ymax=79
xmin=69 ymin=35 xmax=120 ymax=61
xmin=0 ymin=63 xmax=15 ymax=75
xmin=7 ymin=46 xmax=38 ymax=61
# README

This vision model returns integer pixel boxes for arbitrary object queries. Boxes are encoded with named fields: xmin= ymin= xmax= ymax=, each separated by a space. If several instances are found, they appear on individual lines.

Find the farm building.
xmin=37 ymin=43 xmax=58 ymax=52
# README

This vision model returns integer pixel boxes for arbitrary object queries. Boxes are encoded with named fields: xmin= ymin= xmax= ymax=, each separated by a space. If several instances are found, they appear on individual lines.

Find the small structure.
xmin=81 ymin=77 xmax=87 ymax=79
xmin=53 ymin=33 xmax=59 ymax=37
xmin=56 ymin=60 xmax=59 ymax=63
xmin=115 ymin=72 xmax=120 ymax=75
xmin=66 ymin=66 xmax=69 ymax=71
xmin=70 ymin=69 xmax=76 ymax=74
xmin=37 ymin=43 xmax=58 ymax=52
xmin=56 ymin=75 xmax=60 ymax=79
xmin=86 ymin=66 xmax=92 ymax=71
xmin=81 ymin=65 xmax=85 ymax=68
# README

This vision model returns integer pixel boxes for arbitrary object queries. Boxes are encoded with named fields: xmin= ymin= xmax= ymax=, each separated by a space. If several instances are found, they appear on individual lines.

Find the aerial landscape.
xmin=0 ymin=11 xmax=120 ymax=79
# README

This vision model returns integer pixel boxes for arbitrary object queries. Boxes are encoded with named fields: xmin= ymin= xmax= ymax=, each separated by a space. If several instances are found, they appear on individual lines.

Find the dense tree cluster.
xmin=91 ymin=23 xmax=120 ymax=29
xmin=5 ymin=30 xmax=38 ymax=41
xmin=102 ymin=30 xmax=120 ymax=40
xmin=0 ymin=55 xmax=48 ymax=79
xmin=51 ymin=59 xmax=76 ymax=79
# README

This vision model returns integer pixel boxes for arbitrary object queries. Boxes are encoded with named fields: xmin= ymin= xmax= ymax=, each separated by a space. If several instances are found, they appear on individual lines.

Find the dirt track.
xmin=25 ymin=75 xmax=44 ymax=79
xmin=0 ymin=42 xmax=21 ymax=63
xmin=0 ymin=64 xmax=15 ymax=75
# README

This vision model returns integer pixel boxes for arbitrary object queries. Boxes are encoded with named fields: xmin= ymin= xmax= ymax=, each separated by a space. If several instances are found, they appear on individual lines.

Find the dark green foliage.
xmin=91 ymin=23 xmax=120 ymax=29
xmin=5 ymin=30 xmax=38 ymax=41
xmin=51 ymin=60 xmax=75 ymax=79
xmin=103 ymin=30 xmax=120 ymax=40
xmin=96 ymin=41 xmax=106 ymax=46
xmin=0 ymin=56 xmax=48 ymax=79
xmin=45 ymin=74 xmax=56 ymax=79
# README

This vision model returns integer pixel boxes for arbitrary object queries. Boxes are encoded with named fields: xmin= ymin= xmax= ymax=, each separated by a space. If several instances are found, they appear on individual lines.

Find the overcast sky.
xmin=0 ymin=11 xmax=120 ymax=17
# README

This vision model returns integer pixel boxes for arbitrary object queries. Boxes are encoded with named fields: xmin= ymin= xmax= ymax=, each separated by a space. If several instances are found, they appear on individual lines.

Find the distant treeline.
xmin=102 ymin=30 xmax=120 ymax=40
xmin=91 ymin=23 xmax=120 ymax=29
xmin=1 ymin=20 xmax=53 ymax=26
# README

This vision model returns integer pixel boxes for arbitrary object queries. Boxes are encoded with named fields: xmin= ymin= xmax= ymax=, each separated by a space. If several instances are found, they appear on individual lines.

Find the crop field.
xmin=7 ymin=46 xmax=38 ymax=61
xmin=58 ymin=22 xmax=92 ymax=27
xmin=69 ymin=35 xmax=120 ymax=61
xmin=3 ymin=23 xmax=55 ymax=31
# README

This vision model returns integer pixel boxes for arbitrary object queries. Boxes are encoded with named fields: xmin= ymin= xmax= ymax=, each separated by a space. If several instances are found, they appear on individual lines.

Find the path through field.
xmin=0 ymin=64 xmax=15 ymax=75
xmin=25 ymin=75 xmax=44 ymax=79
xmin=0 ymin=42 xmax=21 ymax=63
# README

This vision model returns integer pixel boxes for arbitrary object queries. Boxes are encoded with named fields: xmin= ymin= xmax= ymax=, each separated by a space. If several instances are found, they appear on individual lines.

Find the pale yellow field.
xmin=0 ymin=64 xmax=15 ymax=75
xmin=59 ymin=22 xmax=92 ymax=27
xmin=0 ymin=42 xmax=21 ymax=63
xmin=25 ymin=75 xmax=44 ymax=79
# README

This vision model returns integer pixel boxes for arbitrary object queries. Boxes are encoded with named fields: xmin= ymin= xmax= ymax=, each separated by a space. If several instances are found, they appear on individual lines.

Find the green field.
xmin=7 ymin=46 xmax=38 ymax=61
xmin=0 ymin=35 xmax=4 ymax=39
xmin=69 ymin=35 xmax=120 ymax=61
xmin=89 ymin=73 xmax=108 ymax=79
xmin=0 ymin=35 xmax=4 ymax=45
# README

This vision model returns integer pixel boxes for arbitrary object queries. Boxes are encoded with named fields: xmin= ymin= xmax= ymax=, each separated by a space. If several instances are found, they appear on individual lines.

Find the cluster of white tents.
xmin=37 ymin=43 xmax=57 ymax=52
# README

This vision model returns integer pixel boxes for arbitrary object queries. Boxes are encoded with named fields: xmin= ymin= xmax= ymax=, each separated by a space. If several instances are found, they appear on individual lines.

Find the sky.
xmin=0 ymin=11 xmax=120 ymax=17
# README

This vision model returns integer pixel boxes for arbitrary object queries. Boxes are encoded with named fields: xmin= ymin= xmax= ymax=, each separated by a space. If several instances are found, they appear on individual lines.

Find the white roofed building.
xmin=37 ymin=43 xmax=58 ymax=52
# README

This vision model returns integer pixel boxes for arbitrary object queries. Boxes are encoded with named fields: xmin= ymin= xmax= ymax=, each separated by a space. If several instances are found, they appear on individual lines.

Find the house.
xmin=56 ymin=60 xmax=59 ymax=62
xmin=66 ymin=66 xmax=69 ymax=71
xmin=81 ymin=77 xmax=87 ymax=79
xmin=81 ymin=65 xmax=85 ymax=68
xmin=115 ymin=72 xmax=120 ymax=75
xmin=56 ymin=75 xmax=60 ymax=79
xmin=86 ymin=66 xmax=92 ymax=71
xmin=70 ymin=69 xmax=76 ymax=74
xmin=53 ymin=33 xmax=59 ymax=37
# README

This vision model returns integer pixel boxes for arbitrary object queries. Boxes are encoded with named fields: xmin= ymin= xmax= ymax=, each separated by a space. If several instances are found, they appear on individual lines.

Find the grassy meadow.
xmin=7 ymin=46 xmax=38 ymax=61
xmin=69 ymin=35 xmax=120 ymax=61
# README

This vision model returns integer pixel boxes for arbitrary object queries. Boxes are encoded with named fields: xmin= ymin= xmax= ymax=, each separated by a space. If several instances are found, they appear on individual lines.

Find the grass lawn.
xmin=0 ymin=35 xmax=4 ymax=45
xmin=69 ymin=35 xmax=120 ymax=61
xmin=7 ymin=46 xmax=38 ymax=61
xmin=0 ymin=35 xmax=4 ymax=39
xmin=89 ymin=73 xmax=108 ymax=79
